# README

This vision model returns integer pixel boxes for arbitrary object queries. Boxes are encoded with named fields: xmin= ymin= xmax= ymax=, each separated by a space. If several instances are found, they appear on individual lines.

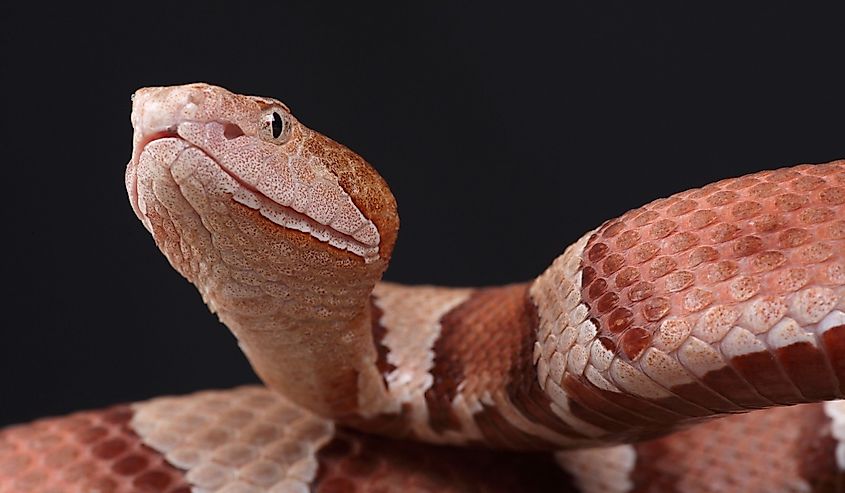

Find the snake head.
xmin=127 ymin=82 xmax=398 ymax=267
xmin=126 ymin=84 xmax=402 ymax=416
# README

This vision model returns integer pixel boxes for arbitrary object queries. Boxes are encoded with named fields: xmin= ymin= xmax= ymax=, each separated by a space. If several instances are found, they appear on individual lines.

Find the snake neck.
xmin=337 ymin=281 xmax=576 ymax=449
xmin=188 ymin=204 xmax=396 ymax=419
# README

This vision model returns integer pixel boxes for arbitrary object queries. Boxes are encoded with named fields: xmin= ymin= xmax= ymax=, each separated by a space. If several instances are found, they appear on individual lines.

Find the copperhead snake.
xmin=2 ymin=83 xmax=845 ymax=492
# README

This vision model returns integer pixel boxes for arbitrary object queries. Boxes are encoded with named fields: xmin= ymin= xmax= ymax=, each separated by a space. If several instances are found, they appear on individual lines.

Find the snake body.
xmin=2 ymin=83 xmax=845 ymax=492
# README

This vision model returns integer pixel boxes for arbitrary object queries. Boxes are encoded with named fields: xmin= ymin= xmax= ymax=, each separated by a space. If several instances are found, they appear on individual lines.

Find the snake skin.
xmin=2 ymin=387 xmax=842 ymax=492
xmin=0 ymin=405 xmax=190 ymax=492
xmin=529 ymin=161 xmax=845 ymax=446
xmin=3 ymin=83 xmax=845 ymax=491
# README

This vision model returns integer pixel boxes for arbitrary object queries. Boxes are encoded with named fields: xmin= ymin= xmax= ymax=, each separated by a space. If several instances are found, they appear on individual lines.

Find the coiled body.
xmin=2 ymin=84 xmax=844 ymax=492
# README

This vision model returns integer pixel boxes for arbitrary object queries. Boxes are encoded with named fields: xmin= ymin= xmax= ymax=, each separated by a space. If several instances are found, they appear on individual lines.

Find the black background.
xmin=3 ymin=3 xmax=845 ymax=426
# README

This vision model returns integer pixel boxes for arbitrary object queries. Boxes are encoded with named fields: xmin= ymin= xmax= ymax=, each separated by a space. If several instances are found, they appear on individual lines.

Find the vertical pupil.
xmin=271 ymin=112 xmax=284 ymax=139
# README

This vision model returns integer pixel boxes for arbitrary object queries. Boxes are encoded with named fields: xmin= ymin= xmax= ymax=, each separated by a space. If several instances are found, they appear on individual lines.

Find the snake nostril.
xmin=223 ymin=123 xmax=245 ymax=140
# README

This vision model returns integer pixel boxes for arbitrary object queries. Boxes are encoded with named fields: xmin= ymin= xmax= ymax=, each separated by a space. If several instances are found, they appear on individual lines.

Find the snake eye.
xmin=259 ymin=108 xmax=291 ymax=144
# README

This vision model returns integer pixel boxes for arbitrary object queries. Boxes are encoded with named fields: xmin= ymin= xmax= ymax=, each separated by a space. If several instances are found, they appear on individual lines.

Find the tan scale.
xmin=370 ymin=283 xmax=478 ymax=443
xmin=130 ymin=387 xmax=333 ymax=492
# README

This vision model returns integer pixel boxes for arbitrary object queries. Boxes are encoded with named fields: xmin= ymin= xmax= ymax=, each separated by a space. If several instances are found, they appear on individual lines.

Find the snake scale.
xmin=2 ymin=83 xmax=845 ymax=492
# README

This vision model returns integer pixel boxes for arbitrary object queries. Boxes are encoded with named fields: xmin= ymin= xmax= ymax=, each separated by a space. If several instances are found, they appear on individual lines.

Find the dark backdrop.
xmin=3 ymin=3 xmax=845 ymax=425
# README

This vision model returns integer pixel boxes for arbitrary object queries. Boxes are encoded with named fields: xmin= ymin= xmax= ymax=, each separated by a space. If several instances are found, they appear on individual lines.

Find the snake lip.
xmin=133 ymin=129 xmax=180 ymax=162
xmin=127 ymin=129 xmax=182 ymax=225
xmin=130 ymin=128 xmax=182 ymax=179
xmin=143 ymin=129 xmax=180 ymax=143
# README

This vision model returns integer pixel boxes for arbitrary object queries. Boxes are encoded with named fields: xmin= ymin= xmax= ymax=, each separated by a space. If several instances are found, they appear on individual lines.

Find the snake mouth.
xmin=127 ymin=129 xmax=182 ymax=226
xmin=131 ymin=129 xmax=380 ymax=262
xmin=133 ymin=129 xmax=179 ymax=163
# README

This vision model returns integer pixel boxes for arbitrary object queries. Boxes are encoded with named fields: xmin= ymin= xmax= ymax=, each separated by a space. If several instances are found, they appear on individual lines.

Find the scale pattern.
xmin=130 ymin=387 xmax=334 ymax=492
xmin=0 ymin=405 xmax=189 ymax=492
xmin=622 ymin=402 xmax=838 ymax=492
xmin=531 ymin=161 xmax=845 ymax=444
xmin=4 ymin=387 xmax=845 ymax=492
